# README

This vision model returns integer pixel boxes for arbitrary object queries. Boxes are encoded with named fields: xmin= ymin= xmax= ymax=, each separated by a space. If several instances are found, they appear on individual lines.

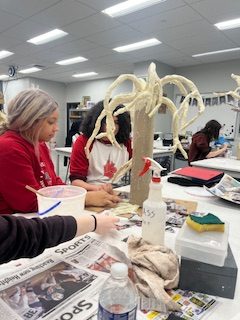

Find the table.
xmin=2 ymin=177 xmax=240 ymax=320
xmin=191 ymin=157 xmax=240 ymax=179
xmin=54 ymin=147 xmax=174 ymax=176
xmin=116 ymin=177 xmax=240 ymax=320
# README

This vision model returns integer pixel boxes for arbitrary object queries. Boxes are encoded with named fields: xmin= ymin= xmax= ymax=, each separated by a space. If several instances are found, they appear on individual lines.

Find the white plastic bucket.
xmin=37 ymin=185 xmax=87 ymax=217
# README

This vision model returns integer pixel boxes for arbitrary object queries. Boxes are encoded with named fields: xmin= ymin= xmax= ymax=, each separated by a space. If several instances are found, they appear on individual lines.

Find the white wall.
xmin=3 ymin=78 xmax=31 ymax=110
xmin=66 ymin=77 xmax=132 ymax=103
xmin=176 ymin=58 xmax=240 ymax=144
xmin=176 ymin=59 xmax=240 ymax=92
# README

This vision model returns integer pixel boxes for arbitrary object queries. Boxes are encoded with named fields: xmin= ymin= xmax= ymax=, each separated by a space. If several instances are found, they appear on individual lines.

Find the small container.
xmin=37 ymin=185 xmax=86 ymax=216
xmin=175 ymin=221 xmax=229 ymax=266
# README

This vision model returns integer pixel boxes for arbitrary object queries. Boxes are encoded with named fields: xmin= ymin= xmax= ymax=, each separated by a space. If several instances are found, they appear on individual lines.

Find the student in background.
xmin=64 ymin=121 xmax=81 ymax=166
xmin=70 ymin=100 xmax=132 ymax=192
xmin=0 ymin=89 xmax=120 ymax=214
xmin=188 ymin=120 xmax=228 ymax=163
xmin=0 ymin=213 xmax=118 ymax=264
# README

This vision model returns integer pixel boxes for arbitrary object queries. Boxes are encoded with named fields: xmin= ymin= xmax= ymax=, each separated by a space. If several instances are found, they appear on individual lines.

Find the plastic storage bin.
xmin=175 ymin=221 xmax=229 ymax=266
xmin=37 ymin=185 xmax=86 ymax=217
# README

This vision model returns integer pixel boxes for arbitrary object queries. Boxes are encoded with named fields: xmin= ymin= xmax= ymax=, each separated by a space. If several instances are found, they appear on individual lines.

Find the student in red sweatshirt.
xmin=0 ymin=89 xmax=120 ymax=214
xmin=0 ymin=213 xmax=119 ymax=264
xmin=188 ymin=120 xmax=228 ymax=164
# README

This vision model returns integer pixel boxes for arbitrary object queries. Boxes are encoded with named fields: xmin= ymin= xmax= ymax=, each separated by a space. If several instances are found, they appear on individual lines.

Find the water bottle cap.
xmin=110 ymin=263 xmax=128 ymax=279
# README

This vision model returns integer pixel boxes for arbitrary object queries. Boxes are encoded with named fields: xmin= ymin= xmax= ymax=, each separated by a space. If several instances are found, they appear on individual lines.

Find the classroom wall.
xmin=176 ymin=59 xmax=240 ymax=92
xmin=66 ymin=77 xmax=132 ymax=103
xmin=176 ymin=58 xmax=240 ymax=144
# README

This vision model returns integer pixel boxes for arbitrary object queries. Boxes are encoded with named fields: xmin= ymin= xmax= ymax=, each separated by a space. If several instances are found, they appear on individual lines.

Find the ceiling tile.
xmin=169 ymin=32 xmax=236 ymax=52
xmin=0 ymin=0 xmax=61 ymax=18
xmin=190 ymin=0 xmax=240 ymax=23
xmin=0 ymin=19 xmax=53 ymax=41
xmin=64 ymin=13 xmax=121 ymax=38
xmin=116 ymin=0 xmax=186 ymax=24
xmin=129 ymin=5 xmax=203 ymax=34
xmin=30 ymin=0 xmax=96 ymax=28
xmin=75 ymin=0 xmax=121 ymax=11
xmin=85 ymin=25 xmax=144 ymax=47
xmin=0 ymin=10 xmax=23 ymax=33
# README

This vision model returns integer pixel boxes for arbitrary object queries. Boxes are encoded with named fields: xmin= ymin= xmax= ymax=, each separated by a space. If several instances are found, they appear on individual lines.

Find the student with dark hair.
xmin=64 ymin=121 xmax=81 ymax=166
xmin=70 ymin=100 xmax=132 ymax=192
xmin=188 ymin=120 xmax=227 ymax=163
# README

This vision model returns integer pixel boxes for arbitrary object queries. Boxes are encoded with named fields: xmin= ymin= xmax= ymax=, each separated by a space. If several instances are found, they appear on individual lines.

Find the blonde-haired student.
xmin=0 ymin=89 xmax=120 ymax=214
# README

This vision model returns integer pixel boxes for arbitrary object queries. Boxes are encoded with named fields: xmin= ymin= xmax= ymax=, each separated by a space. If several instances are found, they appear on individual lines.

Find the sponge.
xmin=186 ymin=213 xmax=225 ymax=232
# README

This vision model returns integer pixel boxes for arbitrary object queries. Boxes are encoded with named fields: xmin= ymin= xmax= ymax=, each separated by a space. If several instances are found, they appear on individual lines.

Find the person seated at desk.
xmin=64 ymin=120 xmax=81 ymax=166
xmin=70 ymin=100 xmax=132 ymax=192
xmin=188 ymin=120 xmax=228 ymax=163
xmin=0 ymin=89 xmax=120 ymax=215
xmin=0 ymin=213 xmax=118 ymax=265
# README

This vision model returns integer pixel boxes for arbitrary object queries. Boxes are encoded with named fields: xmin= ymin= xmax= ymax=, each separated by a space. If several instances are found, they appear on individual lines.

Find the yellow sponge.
xmin=186 ymin=213 xmax=225 ymax=233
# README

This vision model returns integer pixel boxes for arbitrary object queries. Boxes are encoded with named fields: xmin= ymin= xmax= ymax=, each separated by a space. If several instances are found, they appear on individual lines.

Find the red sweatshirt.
xmin=0 ymin=131 xmax=64 ymax=214
xmin=188 ymin=132 xmax=211 ymax=163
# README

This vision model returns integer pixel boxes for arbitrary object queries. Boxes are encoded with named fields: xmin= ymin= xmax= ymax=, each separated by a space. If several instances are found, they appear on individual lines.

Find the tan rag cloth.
xmin=127 ymin=235 xmax=180 ymax=311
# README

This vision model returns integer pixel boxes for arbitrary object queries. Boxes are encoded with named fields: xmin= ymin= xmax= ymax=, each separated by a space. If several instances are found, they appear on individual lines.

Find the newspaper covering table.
xmin=205 ymin=174 xmax=240 ymax=204
xmin=0 ymin=233 xmax=218 ymax=320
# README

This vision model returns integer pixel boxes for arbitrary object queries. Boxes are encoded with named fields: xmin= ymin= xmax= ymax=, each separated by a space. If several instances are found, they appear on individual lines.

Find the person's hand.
xmin=95 ymin=215 xmax=119 ymax=234
xmin=75 ymin=214 xmax=119 ymax=236
xmin=221 ymin=144 xmax=228 ymax=153
xmin=93 ymin=183 xmax=114 ymax=194
xmin=85 ymin=190 xmax=120 ymax=207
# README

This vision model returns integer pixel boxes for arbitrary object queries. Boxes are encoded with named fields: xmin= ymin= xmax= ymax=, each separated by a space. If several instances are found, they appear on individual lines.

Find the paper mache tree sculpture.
xmin=84 ymin=63 xmax=205 ymax=206
xmin=215 ymin=74 xmax=240 ymax=112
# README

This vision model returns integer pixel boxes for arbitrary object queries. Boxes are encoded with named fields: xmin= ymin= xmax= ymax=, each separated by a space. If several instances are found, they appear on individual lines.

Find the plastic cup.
xmin=37 ymin=185 xmax=87 ymax=217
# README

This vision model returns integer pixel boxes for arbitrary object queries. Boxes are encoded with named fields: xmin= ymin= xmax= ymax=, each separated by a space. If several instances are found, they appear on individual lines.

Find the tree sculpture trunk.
xmin=130 ymin=108 xmax=154 ymax=206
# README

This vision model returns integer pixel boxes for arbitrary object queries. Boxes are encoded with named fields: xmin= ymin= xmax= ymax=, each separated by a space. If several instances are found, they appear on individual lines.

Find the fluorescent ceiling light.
xmin=0 ymin=50 xmax=14 ymax=59
xmin=192 ymin=47 xmax=240 ymax=57
xmin=215 ymin=18 xmax=240 ymax=30
xmin=113 ymin=38 xmax=161 ymax=52
xmin=19 ymin=67 xmax=42 ymax=74
xmin=56 ymin=56 xmax=87 ymax=65
xmin=0 ymin=74 xmax=9 ymax=80
xmin=102 ymin=0 xmax=166 ymax=17
xmin=72 ymin=72 xmax=98 ymax=78
xmin=27 ymin=29 xmax=68 ymax=45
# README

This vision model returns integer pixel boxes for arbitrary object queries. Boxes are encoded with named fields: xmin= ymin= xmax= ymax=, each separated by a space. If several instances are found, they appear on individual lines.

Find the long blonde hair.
xmin=0 ymin=89 xmax=58 ymax=145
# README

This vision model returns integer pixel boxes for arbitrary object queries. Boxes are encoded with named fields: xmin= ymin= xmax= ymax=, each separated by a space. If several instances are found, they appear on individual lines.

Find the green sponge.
xmin=186 ymin=213 xmax=225 ymax=232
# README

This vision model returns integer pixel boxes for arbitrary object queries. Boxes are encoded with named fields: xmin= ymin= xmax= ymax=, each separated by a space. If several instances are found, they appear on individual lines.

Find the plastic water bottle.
xmin=98 ymin=263 xmax=138 ymax=320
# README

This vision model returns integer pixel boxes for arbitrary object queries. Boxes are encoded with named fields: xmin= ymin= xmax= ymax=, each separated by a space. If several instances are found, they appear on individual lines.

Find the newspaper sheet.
xmin=106 ymin=197 xmax=197 ymax=234
xmin=137 ymin=289 xmax=218 ymax=320
xmin=0 ymin=233 xmax=219 ymax=320
xmin=0 ymin=234 xmax=130 ymax=320
xmin=0 ymin=255 xmax=102 ymax=320
xmin=205 ymin=174 xmax=240 ymax=204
